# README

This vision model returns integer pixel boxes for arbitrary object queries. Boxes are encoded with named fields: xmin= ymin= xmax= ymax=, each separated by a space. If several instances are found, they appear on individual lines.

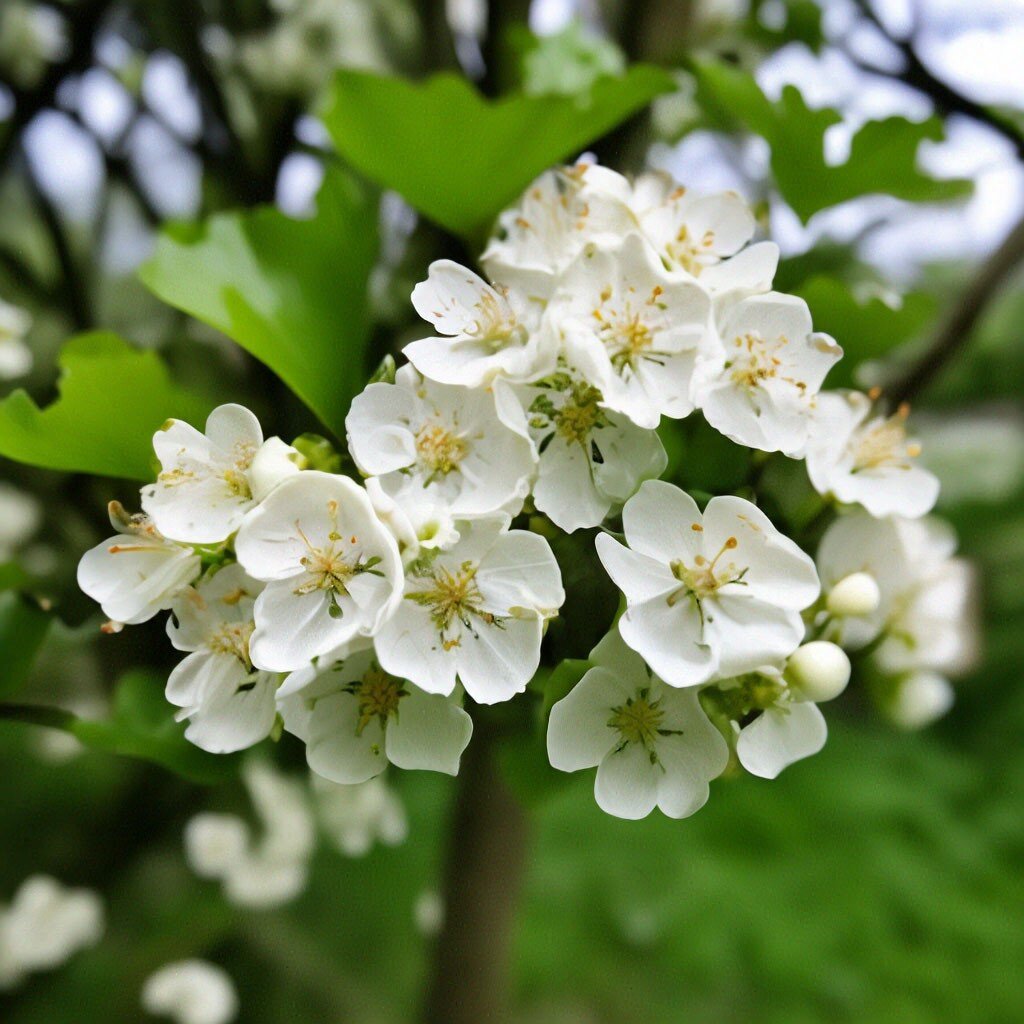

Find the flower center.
xmin=415 ymin=421 xmax=468 ymax=478
xmin=667 ymin=224 xmax=716 ymax=275
xmin=851 ymin=405 xmax=919 ymax=472
xmin=727 ymin=331 xmax=785 ymax=390
xmin=555 ymin=381 xmax=605 ymax=446
xmin=470 ymin=289 xmax=526 ymax=349
xmin=208 ymin=620 xmax=255 ymax=669
xmin=593 ymin=285 xmax=668 ymax=374
xmin=344 ymin=664 xmax=409 ymax=736
xmin=668 ymin=536 xmax=744 ymax=603
xmin=406 ymin=560 xmax=500 ymax=650
xmin=608 ymin=689 xmax=665 ymax=748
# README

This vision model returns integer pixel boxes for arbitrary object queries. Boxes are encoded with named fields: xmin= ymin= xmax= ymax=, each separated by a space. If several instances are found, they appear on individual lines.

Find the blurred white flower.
xmin=547 ymin=626 xmax=728 ymax=819
xmin=0 ymin=876 xmax=103 ymax=990
xmin=142 ymin=404 xmax=301 ymax=544
xmin=413 ymin=888 xmax=444 ymax=937
xmin=0 ymin=2 xmax=68 ymax=88
xmin=597 ymin=481 xmax=819 ymax=687
xmin=313 ymin=773 xmax=408 ymax=857
xmin=0 ymin=297 xmax=33 ymax=380
xmin=0 ymin=482 xmax=41 ymax=562
xmin=141 ymin=960 xmax=238 ymax=1024
xmin=885 ymin=670 xmax=955 ymax=730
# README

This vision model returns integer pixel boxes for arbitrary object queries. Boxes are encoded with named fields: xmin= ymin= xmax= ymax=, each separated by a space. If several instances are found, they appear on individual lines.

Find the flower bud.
xmin=826 ymin=572 xmax=881 ymax=617
xmin=785 ymin=641 xmax=851 ymax=703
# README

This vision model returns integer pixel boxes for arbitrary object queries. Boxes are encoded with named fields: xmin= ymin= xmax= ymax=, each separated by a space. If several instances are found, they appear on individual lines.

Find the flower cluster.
xmin=78 ymin=159 xmax=973 ymax=822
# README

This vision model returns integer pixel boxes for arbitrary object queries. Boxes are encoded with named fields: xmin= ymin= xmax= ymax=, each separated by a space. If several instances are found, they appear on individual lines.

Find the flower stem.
xmin=421 ymin=720 xmax=529 ymax=1024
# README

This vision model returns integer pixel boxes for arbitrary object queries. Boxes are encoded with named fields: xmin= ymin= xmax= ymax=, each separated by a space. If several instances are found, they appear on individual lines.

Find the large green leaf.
xmin=692 ymin=60 xmax=972 ymax=222
xmin=139 ymin=169 xmax=378 ymax=437
xmin=0 ymin=670 xmax=239 ymax=784
xmin=321 ymin=67 xmax=675 ymax=237
xmin=0 ymin=332 xmax=211 ymax=480
xmin=796 ymin=276 xmax=936 ymax=388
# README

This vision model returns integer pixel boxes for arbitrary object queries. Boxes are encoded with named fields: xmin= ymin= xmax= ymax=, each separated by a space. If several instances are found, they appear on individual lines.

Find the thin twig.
xmin=886 ymin=210 xmax=1024 ymax=405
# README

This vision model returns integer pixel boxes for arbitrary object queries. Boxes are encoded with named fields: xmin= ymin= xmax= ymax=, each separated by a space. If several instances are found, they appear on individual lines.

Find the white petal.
xmin=533 ymin=435 xmax=609 ymax=533
xmin=736 ymin=700 xmax=827 ymax=779
xmin=385 ymin=686 xmax=473 ymax=774
xmin=204 ymin=403 xmax=263 ymax=451
xmin=249 ymin=583 xmax=357 ymax=672
xmin=345 ymin=382 xmax=418 ymax=475
xmin=305 ymin=691 xmax=387 ymax=784
xmin=546 ymin=666 xmax=627 ymax=771
xmin=621 ymin=480 xmax=704 ymax=563
xmin=475 ymin=530 xmax=564 ymax=615
xmin=619 ymin=593 xmax=715 ymax=687
xmin=707 ymin=595 xmax=806 ymax=677
xmin=594 ymin=742 xmax=659 ymax=819
xmin=456 ymin=613 xmax=542 ymax=704
xmin=594 ymin=532 xmax=677 ymax=604
xmin=411 ymin=260 xmax=498 ymax=335
xmin=374 ymin=602 xmax=459 ymax=696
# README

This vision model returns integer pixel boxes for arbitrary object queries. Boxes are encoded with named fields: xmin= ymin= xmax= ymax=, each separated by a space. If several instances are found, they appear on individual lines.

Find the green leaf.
xmin=321 ymin=67 xmax=675 ymax=237
xmin=0 ymin=593 xmax=51 ymax=699
xmin=0 ymin=332 xmax=211 ymax=480
xmin=0 ymin=671 xmax=240 ymax=784
xmin=139 ymin=169 xmax=378 ymax=438
xmin=692 ymin=60 xmax=972 ymax=222
xmin=796 ymin=276 xmax=936 ymax=388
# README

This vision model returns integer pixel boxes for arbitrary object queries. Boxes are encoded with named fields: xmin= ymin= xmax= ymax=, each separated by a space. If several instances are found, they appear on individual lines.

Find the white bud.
xmin=826 ymin=572 xmax=881 ymax=617
xmin=785 ymin=641 xmax=851 ymax=703
xmin=888 ymin=671 xmax=954 ymax=730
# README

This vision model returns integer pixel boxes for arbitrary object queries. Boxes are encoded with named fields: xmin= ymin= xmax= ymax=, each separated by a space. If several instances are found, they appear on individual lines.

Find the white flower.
xmin=0 ymin=482 xmax=41 ymax=561
xmin=596 ymin=481 xmax=819 ymax=687
xmin=374 ymin=516 xmax=564 ymax=704
xmin=77 ymin=502 xmax=200 ymax=626
xmin=481 ymin=163 xmax=635 ymax=301
xmin=697 ymin=292 xmax=842 ymax=455
xmin=346 ymin=366 xmax=535 ymax=518
xmin=0 ymin=297 xmax=33 ymax=379
xmin=312 ymin=774 xmax=409 ymax=857
xmin=732 ymin=675 xmax=828 ymax=780
xmin=816 ymin=511 xmax=974 ymax=668
xmin=185 ymin=762 xmax=314 ymax=909
xmin=885 ymin=670 xmax=954 ymax=730
xmin=0 ymin=876 xmax=103 ymax=990
xmin=630 ymin=173 xmax=778 ymax=297
xmin=404 ymin=262 xmax=554 ymax=387
xmin=547 ymin=627 xmax=728 ymax=820
xmin=364 ymin=476 xmax=459 ymax=563
xmin=141 ymin=960 xmax=238 ymax=1024
xmin=165 ymin=564 xmax=277 ymax=754
xmin=520 ymin=367 xmax=667 ymax=532
xmin=141 ymin=404 xmax=302 ymax=544
xmin=276 ymin=642 xmax=473 ymax=783
xmin=234 ymin=471 xmax=403 ymax=672
xmin=552 ymin=233 xmax=711 ymax=429
xmin=805 ymin=391 xmax=939 ymax=518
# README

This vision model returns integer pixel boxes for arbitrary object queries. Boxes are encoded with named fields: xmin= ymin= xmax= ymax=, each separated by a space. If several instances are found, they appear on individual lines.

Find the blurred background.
xmin=0 ymin=0 xmax=1022 ymax=1021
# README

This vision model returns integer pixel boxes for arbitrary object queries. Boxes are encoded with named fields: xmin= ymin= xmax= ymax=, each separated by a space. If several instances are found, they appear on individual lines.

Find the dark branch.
xmin=886 ymin=210 xmax=1024 ymax=404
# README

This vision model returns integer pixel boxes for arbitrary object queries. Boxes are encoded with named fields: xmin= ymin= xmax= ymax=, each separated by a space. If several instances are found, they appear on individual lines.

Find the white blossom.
xmin=346 ymin=365 xmax=535 ymax=517
xmin=77 ymin=502 xmax=200 ymax=626
xmin=141 ymin=960 xmax=238 ymax=1024
xmin=404 ymin=261 xmax=554 ymax=387
xmin=165 ymin=564 xmax=277 ymax=754
xmin=184 ymin=814 xmax=250 ymax=879
xmin=374 ymin=516 xmax=564 ymax=704
xmin=551 ymin=233 xmax=711 ymax=429
xmin=0 ymin=876 xmax=103 ymax=990
xmin=481 ymin=162 xmax=635 ymax=301
xmin=0 ymin=482 xmax=41 ymax=561
xmin=142 ymin=403 xmax=302 ymax=544
xmin=805 ymin=391 xmax=939 ymax=518
xmin=364 ymin=475 xmax=459 ymax=562
xmin=235 ymin=471 xmax=403 ymax=672
xmin=313 ymin=773 xmax=408 ymax=857
xmin=547 ymin=627 xmax=728 ymax=819
xmin=597 ymin=481 xmax=819 ymax=687
xmin=520 ymin=366 xmax=667 ymax=532
xmin=0 ymin=297 xmax=33 ymax=379
xmin=885 ymin=670 xmax=955 ymax=730
xmin=696 ymin=292 xmax=842 ymax=455
xmin=276 ymin=642 xmax=473 ymax=784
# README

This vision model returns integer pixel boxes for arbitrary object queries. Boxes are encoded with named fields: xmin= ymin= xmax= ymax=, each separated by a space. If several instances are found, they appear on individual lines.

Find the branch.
xmin=849 ymin=0 xmax=1024 ymax=159
xmin=886 ymin=210 xmax=1024 ymax=404
xmin=421 ymin=720 xmax=529 ymax=1023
